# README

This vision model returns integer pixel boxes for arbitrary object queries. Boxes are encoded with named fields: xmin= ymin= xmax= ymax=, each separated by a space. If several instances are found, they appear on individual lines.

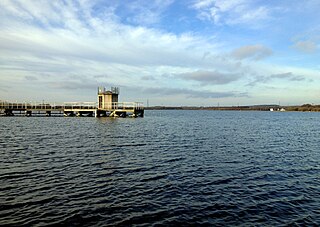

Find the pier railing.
xmin=0 ymin=101 xmax=64 ymax=110
xmin=63 ymin=102 xmax=97 ymax=110
xmin=100 ymin=102 xmax=144 ymax=110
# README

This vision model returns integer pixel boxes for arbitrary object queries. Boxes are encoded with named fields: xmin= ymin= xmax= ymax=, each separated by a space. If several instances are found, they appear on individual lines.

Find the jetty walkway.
xmin=0 ymin=101 xmax=144 ymax=117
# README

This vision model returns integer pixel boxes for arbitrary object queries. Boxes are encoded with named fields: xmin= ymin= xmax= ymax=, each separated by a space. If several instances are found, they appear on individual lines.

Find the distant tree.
xmin=301 ymin=104 xmax=312 ymax=107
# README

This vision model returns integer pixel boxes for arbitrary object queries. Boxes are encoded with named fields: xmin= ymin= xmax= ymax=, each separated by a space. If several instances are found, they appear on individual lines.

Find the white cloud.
xmin=116 ymin=0 xmax=174 ymax=26
xmin=191 ymin=0 xmax=270 ymax=26
xmin=193 ymin=0 xmax=214 ymax=9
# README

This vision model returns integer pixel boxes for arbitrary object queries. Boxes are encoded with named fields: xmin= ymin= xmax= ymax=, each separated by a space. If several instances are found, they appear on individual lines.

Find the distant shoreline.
xmin=145 ymin=104 xmax=320 ymax=112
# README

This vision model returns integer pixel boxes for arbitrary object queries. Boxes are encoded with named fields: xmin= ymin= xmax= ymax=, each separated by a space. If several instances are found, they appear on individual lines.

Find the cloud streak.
xmin=292 ymin=40 xmax=318 ymax=53
xmin=231 ymin=45 xmax=273 ymax=61
xmin=120 ymin=0 xmax=174 ymax=26
xmin=191 ymin=0 xmax=271 ymax=26
xmin=140 ymin=86 xmax=246 ymax=99
xmin=247 ymin=72 xmax=306 ymax=86
xmin=270 ymin=72 xmax=305 ymax=81
xmin=178 ymin=70 xmax=241 ymax=85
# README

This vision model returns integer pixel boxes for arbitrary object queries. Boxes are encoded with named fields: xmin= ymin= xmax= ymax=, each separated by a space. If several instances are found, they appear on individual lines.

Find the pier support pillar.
xmin=64 ymin=111 xmax=75 ymax=117
xmin=4 ymin=109 xmax=14 ymax=116
xmin=25 ymin=110 xmax=32 ymax=117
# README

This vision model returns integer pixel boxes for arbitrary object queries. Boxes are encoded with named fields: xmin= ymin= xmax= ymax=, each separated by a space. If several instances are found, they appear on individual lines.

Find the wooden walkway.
xmin=0 ymin=101 xmax=144 ymax=117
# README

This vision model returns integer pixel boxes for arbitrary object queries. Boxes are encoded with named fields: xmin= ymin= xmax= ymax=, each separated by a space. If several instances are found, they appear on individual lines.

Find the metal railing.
xmin=63 ymin=102 xmax=97 ymax=110
xmin=0 ymin=101 xmax=64 ymax=110
xmin=100 ymin=102 xmax=144 ymax=110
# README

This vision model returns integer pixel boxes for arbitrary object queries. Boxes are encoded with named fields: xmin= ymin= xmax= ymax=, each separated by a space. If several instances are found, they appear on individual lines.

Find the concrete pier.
xmin=0 ymin=101 xmax=144 ymax=118
xmin=0 ymin=86 xmax=144 ymax=118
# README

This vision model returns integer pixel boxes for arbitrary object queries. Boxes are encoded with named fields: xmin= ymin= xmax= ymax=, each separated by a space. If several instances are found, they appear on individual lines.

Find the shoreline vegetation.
xmin=146 ymin=104 xmax=320 ymax=112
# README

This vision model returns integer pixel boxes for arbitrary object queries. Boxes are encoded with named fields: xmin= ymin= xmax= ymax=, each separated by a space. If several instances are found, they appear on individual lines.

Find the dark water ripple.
xmin=1 ymin=110 xmax=320 ymax=226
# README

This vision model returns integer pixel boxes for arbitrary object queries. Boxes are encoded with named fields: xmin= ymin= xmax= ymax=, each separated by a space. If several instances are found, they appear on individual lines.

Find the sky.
xmin=0 ymin=0 xmax=319 ymax=106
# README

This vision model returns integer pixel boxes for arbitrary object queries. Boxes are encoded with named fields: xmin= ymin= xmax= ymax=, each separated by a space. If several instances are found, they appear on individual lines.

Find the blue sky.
xmin=0 ymin=0 xmax=319 ymax=106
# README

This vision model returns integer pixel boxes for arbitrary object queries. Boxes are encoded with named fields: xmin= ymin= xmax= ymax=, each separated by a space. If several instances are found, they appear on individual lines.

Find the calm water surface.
xmin=0 ymin=110 xmax=320 ymax=226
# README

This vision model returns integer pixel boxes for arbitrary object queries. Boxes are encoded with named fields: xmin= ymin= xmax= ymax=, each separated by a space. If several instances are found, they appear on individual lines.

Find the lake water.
xmin=1 ymin=110 xmax=320 ymax=226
